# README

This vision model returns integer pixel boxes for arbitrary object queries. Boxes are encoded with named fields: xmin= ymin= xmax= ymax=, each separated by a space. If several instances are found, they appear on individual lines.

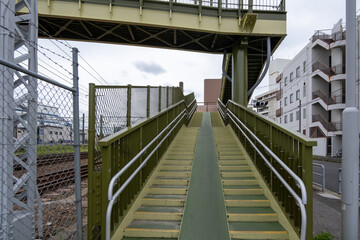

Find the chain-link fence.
xmin=0 ymin=50 xmax=83 ymax=239
xmin=87 ymin=84 xmax=185 ymax=239
xmin=92 ymin=85 xmax=184 ymax=142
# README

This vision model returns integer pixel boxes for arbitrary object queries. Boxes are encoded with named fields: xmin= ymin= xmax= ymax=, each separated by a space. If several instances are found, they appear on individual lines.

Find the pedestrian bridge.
xmin=87 ymin=85 xmax=316 ymax=240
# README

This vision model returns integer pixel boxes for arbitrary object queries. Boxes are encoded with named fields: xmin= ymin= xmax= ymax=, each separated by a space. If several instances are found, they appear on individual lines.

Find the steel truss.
xmin=0 ymin=0 xmax=39 ymax=239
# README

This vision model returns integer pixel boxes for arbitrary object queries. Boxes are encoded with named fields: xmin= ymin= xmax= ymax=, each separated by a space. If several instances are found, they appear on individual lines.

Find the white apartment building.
xmin=254 ymin=59 xmax=291 ymax=120
xmin=275 ymin=19 xmax=359 ymax=157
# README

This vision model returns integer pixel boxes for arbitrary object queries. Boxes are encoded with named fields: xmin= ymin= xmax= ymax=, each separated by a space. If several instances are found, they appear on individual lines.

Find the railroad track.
xmin=37 ymin=165 xmax=88 ymax=194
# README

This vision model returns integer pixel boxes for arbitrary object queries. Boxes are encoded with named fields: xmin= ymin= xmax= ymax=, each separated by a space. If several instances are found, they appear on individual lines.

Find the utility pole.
xmin=342 ymin=0 xmax=359 ymax=239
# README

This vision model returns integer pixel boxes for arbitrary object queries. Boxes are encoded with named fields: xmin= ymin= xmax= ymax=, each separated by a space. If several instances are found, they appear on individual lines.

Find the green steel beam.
xmin=232 ymin=39 xmax=248 ymax=106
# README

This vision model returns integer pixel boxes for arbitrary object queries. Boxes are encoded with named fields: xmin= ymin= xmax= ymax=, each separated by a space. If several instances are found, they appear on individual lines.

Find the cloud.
xmin=134 ymin=61 xmax=166 ymax=75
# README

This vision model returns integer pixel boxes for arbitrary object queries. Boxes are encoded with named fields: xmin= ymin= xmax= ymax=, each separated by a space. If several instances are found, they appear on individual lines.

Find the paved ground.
xmin=313 ymin=188 xmax=360 ymax=239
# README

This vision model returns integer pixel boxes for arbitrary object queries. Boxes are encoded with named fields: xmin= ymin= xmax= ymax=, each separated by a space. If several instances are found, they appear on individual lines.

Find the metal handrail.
xmin=217 ymin=101 xmax=226 ymax=121
xmin=187 ymin=99 xmax=197 ymax=120
xmin=313 ymin=163 xmax=325 ymax=192
xmin=106 ymin=109 xmax=188 ymax=240
xmin=226 ymin=109 xmax=307 ymax=240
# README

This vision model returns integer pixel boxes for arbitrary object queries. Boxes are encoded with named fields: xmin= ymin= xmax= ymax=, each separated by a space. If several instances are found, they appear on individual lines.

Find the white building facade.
xmin=275 ymin=19 xmax=359 ymax=157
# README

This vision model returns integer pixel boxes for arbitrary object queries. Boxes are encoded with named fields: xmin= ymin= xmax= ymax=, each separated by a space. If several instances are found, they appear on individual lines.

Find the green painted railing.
xmin=88 ymin=84 xmax=195 ymax=240
xmin=218 ymin=99 xmax=316 ymax=240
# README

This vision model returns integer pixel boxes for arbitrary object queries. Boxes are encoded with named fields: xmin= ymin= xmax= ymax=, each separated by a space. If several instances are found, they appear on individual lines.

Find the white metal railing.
xmin=313 ymin=163 xmax=325 ymax=192
xmin=105 ymin=104 xmax=192 ymax=240
xmin=187 ymin=98 xmax=197 ymax=121
xmin=218 ymin=103 xmax=308 ymax=240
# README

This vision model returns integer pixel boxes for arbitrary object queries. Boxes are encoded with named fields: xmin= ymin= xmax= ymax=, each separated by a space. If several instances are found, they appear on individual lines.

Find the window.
xmin=284 ymin=115 xmax=288 ymax=123
xmin=296 ymin=90 xmax=300 ymax=100
xmin=290 ymin=113 xmax=293 ymax=122
xmin=290 ymin=72 xmax=294 ymax=82
xmin=285 ymin=77 xmax=288 ymax=86
xmin=296 ymin=111 xmax=300 ymax=120
xmin=303 ymin=61 xmax=306 ymax=73
xmin=55 ymin=131 xmax=58 ymax=135
xmin=284 ymin=97 xmax=288 ymax=106
xmin=290 ymin=94 xmax=294 ymax=103
xmin=296 ymin=67 xmax=300 ymax=78
xmin=50 ymin=131 xmax=53 ymax=135
xmin=279 ymin=118 xmax=282 ymax=123
xmin=303 ymin=108 xmax=306 ymax=119
xmin=303 ymin=83 xmax=306 ymax=97
xmin=59 ymin=132 xmax=62 ymax=135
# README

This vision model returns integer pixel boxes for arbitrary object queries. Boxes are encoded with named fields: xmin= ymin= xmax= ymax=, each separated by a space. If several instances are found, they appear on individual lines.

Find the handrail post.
xmin=101 ymin=144 xmax=112 ymax=239
xmin=127 ymin=84 xmax=132 ymax=127
xmin=303 ymin=144 xmax=313 ymax=239
xmin=166 ymin=86 xmax=169 ymax=108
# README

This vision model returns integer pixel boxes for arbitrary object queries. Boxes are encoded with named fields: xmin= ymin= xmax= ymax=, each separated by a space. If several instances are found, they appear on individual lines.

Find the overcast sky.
xmin=38 ymin=0 xmax=359 ymax=115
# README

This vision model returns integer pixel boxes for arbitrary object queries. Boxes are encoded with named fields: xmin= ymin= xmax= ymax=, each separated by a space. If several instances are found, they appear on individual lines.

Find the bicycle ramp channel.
xmin=113 ymin=112 xmax=298 ymax=240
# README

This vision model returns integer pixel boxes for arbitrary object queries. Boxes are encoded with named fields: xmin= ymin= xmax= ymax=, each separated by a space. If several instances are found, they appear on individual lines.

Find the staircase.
xmin=213 ymin=119 xmax=297 ymax=239
xmin=112 ymin=112 xmax=298 ymax=240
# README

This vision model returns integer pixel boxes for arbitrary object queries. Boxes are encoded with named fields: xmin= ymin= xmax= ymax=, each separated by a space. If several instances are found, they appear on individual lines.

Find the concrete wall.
xmin=313 ymin=138 xmax=327 ymax=156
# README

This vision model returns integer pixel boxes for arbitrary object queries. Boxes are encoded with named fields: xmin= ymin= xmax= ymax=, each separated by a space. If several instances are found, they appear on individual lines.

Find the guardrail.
xmin=313 ymin=163 xmax=325 ymax=192
xmin=217 ymin=99 xmax=316 ymax=240
xmin=338 ymin=168 xmax=360 ymax=200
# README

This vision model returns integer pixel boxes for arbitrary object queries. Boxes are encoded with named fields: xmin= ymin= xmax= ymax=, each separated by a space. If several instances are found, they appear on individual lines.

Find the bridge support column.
xmin=232 ymin=39 xmax=248 ymax=106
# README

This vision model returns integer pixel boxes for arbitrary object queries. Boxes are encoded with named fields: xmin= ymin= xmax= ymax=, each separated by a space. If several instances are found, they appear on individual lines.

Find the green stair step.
xmin=225 ymin=195 xmax=268 ymax=200
xmin=223 ymin=185 xmax=262 ymax=189
xmin=227 ymin=207 xmax=275 ymax=214
xmin=126 ymin=220 xmax=181 ymax=230
xmin=137 ymin=206 xmax=183 ymax=213
xmin=145 ymin=194 xmax=186 ymax=199
xmin=229 ymin=221 xmax=285 ymax=231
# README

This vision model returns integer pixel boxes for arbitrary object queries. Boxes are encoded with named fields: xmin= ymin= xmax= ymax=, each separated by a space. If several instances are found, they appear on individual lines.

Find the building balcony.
xmin=312 ymin=89 xmax=345 ymax=105
xmin=276 ymin=108 xmax=282 ymax=117
xmin=276 ymin=89 xmax=282 ymax=100
xmin=276 ymin=73 xmax=283 ymax=83
xmin=312 ymin=114 xmax=341 ymax=132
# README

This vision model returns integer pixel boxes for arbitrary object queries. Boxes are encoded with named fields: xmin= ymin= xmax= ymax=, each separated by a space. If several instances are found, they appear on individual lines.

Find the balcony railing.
xmin=312 ymin=31 xmax=333 ymax=44
xmin=332 ymin=30 xmax=346 ymax=42
xmin=276 ymin=89 xmax=282 ymax=100
xmin=312 ymin=89 xmax=345 ymax=105
xmin=331 ymin=64 xmax=346 ymax=75
xmin=312 ymin=61 xmax=333 ymax=76
xmin=312 ymin=114 xmax=338 ymax=132
xmin=276 ymin=107 xmax=282 ymax=117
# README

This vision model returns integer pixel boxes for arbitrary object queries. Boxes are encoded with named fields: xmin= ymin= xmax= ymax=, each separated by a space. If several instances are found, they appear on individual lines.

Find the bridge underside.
xmin=35 ymin=0 xmax=286 ymax=101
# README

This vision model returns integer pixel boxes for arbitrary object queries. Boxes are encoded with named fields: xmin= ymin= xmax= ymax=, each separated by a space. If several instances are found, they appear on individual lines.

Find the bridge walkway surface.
xmin=113 ymin=112 xmax=298 ymax=240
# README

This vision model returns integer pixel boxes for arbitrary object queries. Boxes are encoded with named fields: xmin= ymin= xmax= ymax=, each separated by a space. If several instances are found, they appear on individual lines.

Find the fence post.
xmin=88 ymin=83 xmax=99 ymax=239
xmin=72 ymin=47 xmax=83 ymax=240
xmin=166 ymin=86 xmax=169 ymax=108
xmin=82 ymin=113 xmax=85 ymax=144
xmin=147 ymin=85 xmax=150 ymax=118
xmin=158 ymin=86 xmax=162 ymax=112
xmin=127 ymin=84 xmax=132 ymax=127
